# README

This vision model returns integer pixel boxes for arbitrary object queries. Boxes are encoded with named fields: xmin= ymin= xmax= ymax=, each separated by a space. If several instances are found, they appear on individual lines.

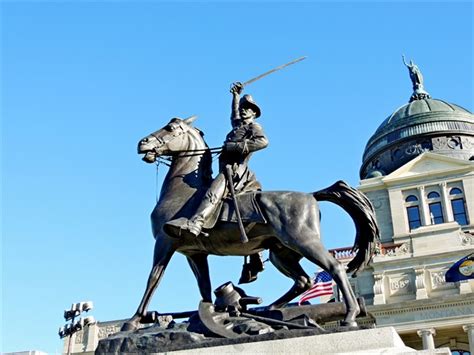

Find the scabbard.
xmin=224 ymin=165 xmax=249 ymax=244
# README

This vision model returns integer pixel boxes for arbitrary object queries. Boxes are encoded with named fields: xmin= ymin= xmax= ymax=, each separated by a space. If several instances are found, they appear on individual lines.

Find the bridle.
xmin=149 ymin=120 xmax=221 ymax=200
xmin=147 ymin=121 xmax=221 ymax=165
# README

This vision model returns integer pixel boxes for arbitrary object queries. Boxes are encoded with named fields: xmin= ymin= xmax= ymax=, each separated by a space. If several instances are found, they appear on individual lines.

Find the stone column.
xmin=417 ymin=186 xmax=429 ymax=226
xmin=373 ymin=273 xmax=386 ymax=305
xmin=463 ymin=324 xmax=474 ymax=354
xmin=417 ymin=328 xmax=436 ymax=350
xmin=84 ymin=323 xmax=99 ymax=352
xmin=415 ymin=268 xmax=428 ymax=300
xmin=440 ymin=182 xmax=454 ymax=222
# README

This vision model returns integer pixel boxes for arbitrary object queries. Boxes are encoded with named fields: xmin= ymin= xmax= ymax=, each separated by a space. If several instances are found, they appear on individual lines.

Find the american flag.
xmin=298 ymin=271 xmax=333 ymax=305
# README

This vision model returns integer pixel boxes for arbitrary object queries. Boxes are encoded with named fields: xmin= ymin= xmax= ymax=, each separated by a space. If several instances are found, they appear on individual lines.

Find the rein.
xmin=153 ymin=147 xmax=221 ymax=201
xmin=154 ymin=147 xmax=222 ymax=161
xmin=173 ymin=147 xmax=222 ymax=157
xmin=154 ymin=147 xmax=222 ymax=167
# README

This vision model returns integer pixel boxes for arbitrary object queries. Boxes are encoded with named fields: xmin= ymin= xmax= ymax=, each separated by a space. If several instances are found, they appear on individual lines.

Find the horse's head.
xmin=138 ymin=116 xmax=200 ymax=163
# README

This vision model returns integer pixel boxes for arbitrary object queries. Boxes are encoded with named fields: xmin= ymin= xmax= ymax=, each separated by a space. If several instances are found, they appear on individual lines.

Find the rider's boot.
xmin=165 ymin=176 xmax=226 ymax=238
xmin=184 ymin=189 xmax=221 ymax=236
xmin=239 ymin=252 xmax=265 ymax=284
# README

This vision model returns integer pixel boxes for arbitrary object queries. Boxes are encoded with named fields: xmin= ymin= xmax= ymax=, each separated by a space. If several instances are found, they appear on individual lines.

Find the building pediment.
xmin=382 ymin=152 xmax=474 ymax=185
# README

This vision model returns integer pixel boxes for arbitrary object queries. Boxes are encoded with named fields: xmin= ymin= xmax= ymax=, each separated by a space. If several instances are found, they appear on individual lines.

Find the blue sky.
xmin=1 ymin=1 xmax=472 ymax=352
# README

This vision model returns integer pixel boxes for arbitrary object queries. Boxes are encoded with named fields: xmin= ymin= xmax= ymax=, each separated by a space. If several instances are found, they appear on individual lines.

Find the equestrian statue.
xmin=121 ymin=59 xmax=380 ymax=332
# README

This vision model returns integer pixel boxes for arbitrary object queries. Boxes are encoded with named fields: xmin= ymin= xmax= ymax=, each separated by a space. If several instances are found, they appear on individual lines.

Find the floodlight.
xmin=82 ymin=301 xmax=93 ymax=312
xmin=83 ymin=316 xmax=96 ymax=325
xmin=58 ymin=326 xmax=66 ymax=338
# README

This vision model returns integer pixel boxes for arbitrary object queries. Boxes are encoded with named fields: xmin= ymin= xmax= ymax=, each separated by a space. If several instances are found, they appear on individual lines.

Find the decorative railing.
xmin=329 ymin=243 xmax=406 ymax=261
xmin=329 ymin=247 xmax=356 ymax=260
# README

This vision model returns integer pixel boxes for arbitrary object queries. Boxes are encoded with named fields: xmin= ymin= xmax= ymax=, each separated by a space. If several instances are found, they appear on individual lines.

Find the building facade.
xmin=332 ymin=61 xmax=474 ymax=354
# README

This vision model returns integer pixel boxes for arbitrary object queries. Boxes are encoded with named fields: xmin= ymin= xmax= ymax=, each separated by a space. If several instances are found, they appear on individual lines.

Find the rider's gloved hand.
xmin=224 ymin=141 xmax=246 ymax=154
xmin=230 ymin=82 xmax=244 ymax=95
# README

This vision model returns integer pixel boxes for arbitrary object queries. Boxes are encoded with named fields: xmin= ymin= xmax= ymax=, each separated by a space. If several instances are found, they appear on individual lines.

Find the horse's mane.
xmin=190 ymin=127 xmax=213 ymax=185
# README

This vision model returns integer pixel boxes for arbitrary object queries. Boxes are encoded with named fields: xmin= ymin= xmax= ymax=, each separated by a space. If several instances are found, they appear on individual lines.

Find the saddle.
xmin=203 ymin=191 xmax=267 ymax=230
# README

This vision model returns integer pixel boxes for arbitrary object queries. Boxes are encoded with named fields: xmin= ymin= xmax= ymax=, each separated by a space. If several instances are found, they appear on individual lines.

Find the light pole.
xmin=58 ymin=301 xmax=95 ymax=355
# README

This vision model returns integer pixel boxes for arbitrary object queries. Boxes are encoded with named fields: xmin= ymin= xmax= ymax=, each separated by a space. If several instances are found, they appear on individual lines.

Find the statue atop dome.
xmin=402 ymin=55 xmax=431 ymax=102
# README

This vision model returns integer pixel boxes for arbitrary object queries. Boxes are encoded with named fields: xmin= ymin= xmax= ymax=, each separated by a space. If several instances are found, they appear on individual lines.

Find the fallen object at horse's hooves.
xmin=97 ymin=284 xmax=369 ymax=353
xmin=248 ymin=296 xmax=368 ymax=326
xmin=213 ymin=281 xmax=262 ymax=313
xmin=199 ymin=282 xmax=326 ymax=338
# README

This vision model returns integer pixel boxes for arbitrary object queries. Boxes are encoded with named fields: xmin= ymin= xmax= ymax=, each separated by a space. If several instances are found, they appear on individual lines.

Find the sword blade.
xmin=242 ymin=56 xmax=307 ymax=87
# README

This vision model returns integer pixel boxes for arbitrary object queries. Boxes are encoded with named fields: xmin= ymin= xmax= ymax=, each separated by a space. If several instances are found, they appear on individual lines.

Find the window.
xmin=451 ymin=199 xmax=468 ymax=225
xmin=427 ymin=190 xmax=444 ymax=225
xmin=405 ymin=195 xmax=421 ymax=230
xmin=450 ymin=188 xmax=463 ymax=195
xmin=449 ymin=187 xmax=468 ymax=225
xmin=407 ymin=206 xmax=422 ymax=230
xmin=429 ymin=202 xmax=444 ymax=224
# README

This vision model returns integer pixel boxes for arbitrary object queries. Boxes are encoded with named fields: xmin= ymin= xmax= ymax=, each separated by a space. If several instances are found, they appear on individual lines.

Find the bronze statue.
xmin=165 ymin=83 xmax=268 ymax=238
xmin=122 ymin=113 xmax=380 ymax=332
xmin=402 ymin=55 xmax=431 ymax=101
xmin=402 ymin=55 xmax=424 ymax=89
xmin=164 ymin=83 xmax=268 ymax=283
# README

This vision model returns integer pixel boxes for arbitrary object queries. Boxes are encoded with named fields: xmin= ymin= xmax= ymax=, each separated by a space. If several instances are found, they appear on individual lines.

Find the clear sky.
xmin=1 ymin=1 xmax=472 ymax=353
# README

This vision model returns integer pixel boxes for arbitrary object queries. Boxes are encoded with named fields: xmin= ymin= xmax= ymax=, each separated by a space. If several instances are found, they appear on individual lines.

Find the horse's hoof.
xmin=340 ymin=320 xmax=358 ymax=328
xmin=121 ymin=321 xmax=139 ymax=332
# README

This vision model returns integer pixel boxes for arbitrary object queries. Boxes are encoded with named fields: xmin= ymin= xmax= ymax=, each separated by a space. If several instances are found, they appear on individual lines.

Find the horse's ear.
xmin=183 ymin=115 xmax=197 ymax=125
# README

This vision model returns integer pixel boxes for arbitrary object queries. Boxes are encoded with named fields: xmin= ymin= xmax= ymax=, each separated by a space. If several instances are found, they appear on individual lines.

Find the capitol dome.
xmin=360 ymin=61 xmax=474 ymax=179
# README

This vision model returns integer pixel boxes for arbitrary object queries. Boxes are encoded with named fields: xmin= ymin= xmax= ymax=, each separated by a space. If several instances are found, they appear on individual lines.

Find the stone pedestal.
xmin=96 ymin=326 xmax=451 ymax=354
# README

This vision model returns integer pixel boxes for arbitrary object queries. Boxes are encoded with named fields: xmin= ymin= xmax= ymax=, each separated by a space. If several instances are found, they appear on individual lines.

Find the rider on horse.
xmin=165 ymin=82 xmax=269 ymax=283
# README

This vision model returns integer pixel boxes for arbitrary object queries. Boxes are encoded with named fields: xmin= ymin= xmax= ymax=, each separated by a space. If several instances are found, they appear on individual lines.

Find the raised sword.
xmin=235 ymin=56 xmax=307 ymax=88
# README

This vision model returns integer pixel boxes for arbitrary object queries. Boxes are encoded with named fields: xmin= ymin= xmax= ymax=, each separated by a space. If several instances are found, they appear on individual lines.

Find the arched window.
xmin=405 ymin=195 xmax=421 ymax=230
xmin=449 ymin=187 xmax=469 ymax=225
xmin=427 ymin=191 xmax=440 ymax=199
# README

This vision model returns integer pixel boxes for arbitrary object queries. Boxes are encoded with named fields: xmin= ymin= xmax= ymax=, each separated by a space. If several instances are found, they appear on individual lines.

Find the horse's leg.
xmin=267 ymin=246 xmax=313 ymax=309
xmin=289 ymin=235 xmax=360 ymax=326
xmin=121 ymin=236 xmax=175 ymax=331
xmin=186 ymin=253 xmax=212 ymax=302
xmin=259 ymin=193 xmax=359 ymax=326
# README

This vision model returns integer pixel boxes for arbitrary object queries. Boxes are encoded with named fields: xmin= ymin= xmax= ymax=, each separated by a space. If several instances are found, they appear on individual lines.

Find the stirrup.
xmin=187 ymin=219 xmax=209 ymax=237
xmin=164 ymin=217 xmax=189 ymax=238
xmin=164 ymin=217 xmax=209 ymax=238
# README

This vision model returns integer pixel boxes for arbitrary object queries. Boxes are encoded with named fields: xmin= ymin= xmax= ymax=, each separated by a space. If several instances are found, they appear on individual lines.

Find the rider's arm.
xmin=230 ymin=83 xmax=243 ymax=127
xmin=243 ymin=122 xmax=269 ymax=153
xmin=224 ymin=123 xmax=268 ymax=154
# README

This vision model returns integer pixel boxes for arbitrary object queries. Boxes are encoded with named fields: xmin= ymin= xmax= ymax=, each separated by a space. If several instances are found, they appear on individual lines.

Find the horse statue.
xmin=121 ymin=115 xmax=380 ymax=331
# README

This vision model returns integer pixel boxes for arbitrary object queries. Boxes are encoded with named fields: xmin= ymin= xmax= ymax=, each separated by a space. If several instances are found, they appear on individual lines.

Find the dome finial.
xmin=402 ymin=55 xmax=431 ymax=102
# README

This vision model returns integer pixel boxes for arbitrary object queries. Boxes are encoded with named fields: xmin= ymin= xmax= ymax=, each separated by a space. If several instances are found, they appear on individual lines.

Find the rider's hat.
xmin=239 ymin=94 xmax=261 ymax=118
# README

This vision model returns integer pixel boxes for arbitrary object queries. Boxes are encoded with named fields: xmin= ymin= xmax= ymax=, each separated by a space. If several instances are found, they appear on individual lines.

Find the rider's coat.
xmin=220 ymin=121 xmax=268 ymax=193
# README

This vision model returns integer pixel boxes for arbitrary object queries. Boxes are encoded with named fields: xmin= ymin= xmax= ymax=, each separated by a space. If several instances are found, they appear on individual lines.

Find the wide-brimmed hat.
xmin=239 ymin=94 xmax=261 ymax=118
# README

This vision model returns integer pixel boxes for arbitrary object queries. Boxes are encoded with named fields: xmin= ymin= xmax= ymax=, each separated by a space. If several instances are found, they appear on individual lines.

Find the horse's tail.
xmin=313 ymin=180 xmax=380 ymax=276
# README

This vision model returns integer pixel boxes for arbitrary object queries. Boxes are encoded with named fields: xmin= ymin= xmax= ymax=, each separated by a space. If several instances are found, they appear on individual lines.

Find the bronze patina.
xmin=121 ymin=88 xmax=380 ymax=333
xmin=402 ymin=55 xmax=431 ymax=102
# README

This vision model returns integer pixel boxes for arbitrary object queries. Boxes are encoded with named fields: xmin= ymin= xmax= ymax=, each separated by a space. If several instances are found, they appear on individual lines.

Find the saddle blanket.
xmin=204 ymin=192 xmax=267 ymax=229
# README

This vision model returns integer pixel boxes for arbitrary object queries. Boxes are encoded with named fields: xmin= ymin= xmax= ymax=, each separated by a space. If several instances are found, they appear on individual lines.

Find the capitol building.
xmin=65 ymin=62 xmax=474 ymax=354
xmin=331 ymin=61 xmax=474 ymax=354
